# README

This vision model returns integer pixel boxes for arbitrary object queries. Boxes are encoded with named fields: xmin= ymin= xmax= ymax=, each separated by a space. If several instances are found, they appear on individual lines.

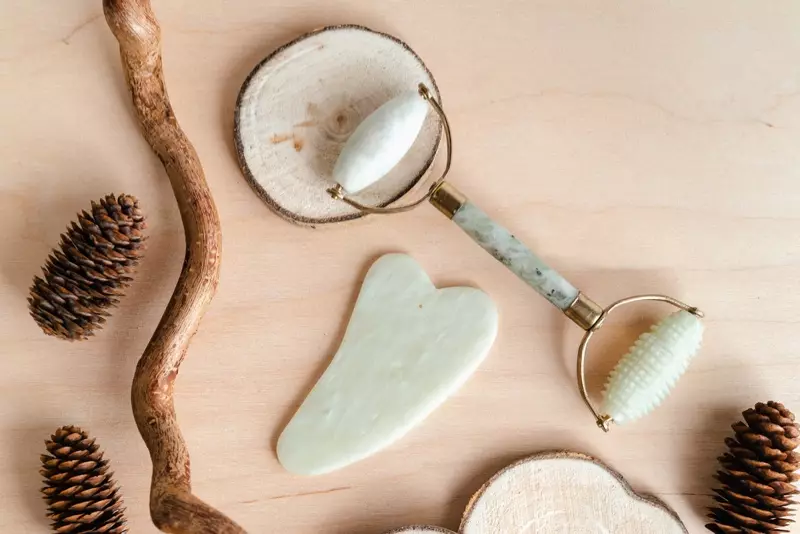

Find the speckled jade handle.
xmin=451 ymin=201 xmax=579 ymax=310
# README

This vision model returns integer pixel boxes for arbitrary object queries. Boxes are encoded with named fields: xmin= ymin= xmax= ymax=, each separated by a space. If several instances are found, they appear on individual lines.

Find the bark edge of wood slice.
xmin=385 ymin=450 xmax=688 ymax=534
xmin=385 ymin=527 xmax=456 ymax=534
xmin=234 ymin=24 xmax=442 ymax=227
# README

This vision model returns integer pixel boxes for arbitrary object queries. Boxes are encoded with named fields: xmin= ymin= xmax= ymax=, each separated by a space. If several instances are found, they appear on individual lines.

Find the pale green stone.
xmin=452 ymin=202 xmax=578 ymax=310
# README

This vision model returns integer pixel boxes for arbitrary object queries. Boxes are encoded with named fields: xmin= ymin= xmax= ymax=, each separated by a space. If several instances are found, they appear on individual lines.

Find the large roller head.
xmin=333 ymin=90 xmax=430 ymax=195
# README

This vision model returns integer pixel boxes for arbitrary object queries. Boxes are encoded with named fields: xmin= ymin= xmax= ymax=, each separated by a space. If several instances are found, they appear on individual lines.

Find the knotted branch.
xmin=103 ymin=1 xmax=246 ymax=532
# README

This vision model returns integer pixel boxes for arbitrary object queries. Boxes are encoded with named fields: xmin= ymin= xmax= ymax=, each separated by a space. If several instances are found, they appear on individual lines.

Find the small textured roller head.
xmin=601 ymin=309 xmax=704 ymax=424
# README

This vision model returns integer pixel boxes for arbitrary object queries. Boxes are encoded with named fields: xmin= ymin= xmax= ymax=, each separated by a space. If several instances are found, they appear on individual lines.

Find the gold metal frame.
xmin=326 ymin=83 xmax=453 ymax=214
xmin=573 ymin=294 xmax=704 ymax=432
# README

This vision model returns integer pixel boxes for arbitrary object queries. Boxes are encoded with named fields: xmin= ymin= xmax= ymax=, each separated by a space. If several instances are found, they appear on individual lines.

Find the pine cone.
xmin=706 ymin=401 xmax=800 ymax=533
xmin=28 ymin=194 xmax=146 ymax=341
xmin=40 ymin=426 xmax=128 ymax=533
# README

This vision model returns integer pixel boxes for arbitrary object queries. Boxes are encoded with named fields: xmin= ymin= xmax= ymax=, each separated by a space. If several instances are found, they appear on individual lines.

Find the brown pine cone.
xmin=28 ymin=194 xmax=146 ymax=341
xmin=706 ymin=401 xmax=800 ymax=533
xmin=40 ymin=426 xmax=128 ymax=533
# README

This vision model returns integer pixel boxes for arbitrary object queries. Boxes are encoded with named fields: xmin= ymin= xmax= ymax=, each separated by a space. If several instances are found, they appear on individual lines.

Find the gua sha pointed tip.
xmin=333 ymin=90 xmax=430 ymax=194
xmin=601 ymin=309 xmax=704 ymax=424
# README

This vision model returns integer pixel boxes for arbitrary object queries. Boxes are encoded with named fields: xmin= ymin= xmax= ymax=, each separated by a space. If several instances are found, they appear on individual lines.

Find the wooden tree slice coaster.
xmin=387 ymin=451 xmax=687 ymax=534
xmin=234 ymin=25 xmax=441 ymax=226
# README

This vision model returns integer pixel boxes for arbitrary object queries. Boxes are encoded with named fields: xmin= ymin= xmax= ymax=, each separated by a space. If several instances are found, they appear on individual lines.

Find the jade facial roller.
xmin=326 ymin=84 xmax=705 ymax=432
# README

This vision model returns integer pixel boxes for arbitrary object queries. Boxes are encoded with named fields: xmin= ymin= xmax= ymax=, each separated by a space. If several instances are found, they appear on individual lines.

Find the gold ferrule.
xmin=564 ymin=293 xmax=603 ymax=331
xmin=327 ymin=183 xmax=346 ymax=200
xmin=429 ymin=181 xmax=467 ymax=219
xmin=596 ymin=414 xmax=613 ymax=432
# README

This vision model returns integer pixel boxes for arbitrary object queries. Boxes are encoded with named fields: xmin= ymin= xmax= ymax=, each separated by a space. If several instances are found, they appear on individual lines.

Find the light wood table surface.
xmin=3 ymin=1 xmax=800 ymax=532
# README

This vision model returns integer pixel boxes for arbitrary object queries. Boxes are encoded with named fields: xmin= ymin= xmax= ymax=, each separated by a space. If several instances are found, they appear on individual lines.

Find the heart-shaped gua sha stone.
xmin=277 ymin=253 xmax=498 ymax=475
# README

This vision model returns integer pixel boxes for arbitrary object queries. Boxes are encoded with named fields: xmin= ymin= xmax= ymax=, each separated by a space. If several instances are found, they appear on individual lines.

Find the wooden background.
xmin=3 ymin=1 xmax=800 ymax=532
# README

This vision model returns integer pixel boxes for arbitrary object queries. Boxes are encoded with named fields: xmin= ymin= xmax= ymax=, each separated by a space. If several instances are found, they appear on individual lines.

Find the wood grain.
xmin=2 ymin=1 xmax=800 ymax=533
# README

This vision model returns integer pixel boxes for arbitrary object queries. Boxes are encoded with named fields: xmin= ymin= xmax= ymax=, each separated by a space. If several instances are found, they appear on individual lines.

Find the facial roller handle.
xmin=431 ymin=182 xmax=583 ymax=311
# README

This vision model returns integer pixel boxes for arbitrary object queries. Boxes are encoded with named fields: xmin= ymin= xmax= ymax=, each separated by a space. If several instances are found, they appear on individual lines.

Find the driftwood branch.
xmin=103 ymin=1 xmax=246 ymax=532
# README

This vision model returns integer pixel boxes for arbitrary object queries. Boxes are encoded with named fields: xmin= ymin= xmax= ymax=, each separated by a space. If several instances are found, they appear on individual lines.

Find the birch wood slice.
xmin=234 ymin=25 xmax=441 ymax=226
xmin=387 ymin=451 xmax=687 ymax=534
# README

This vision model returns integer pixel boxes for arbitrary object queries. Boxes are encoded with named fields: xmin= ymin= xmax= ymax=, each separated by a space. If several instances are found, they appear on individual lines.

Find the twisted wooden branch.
xmin=103 ymin=1 xmax=246 ymax=532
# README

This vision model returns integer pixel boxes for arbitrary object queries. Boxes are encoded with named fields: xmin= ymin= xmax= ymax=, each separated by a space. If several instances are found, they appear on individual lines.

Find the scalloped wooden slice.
xmin=386 ymin=451 xmax=687 ymax=534
xmin=234 ymin=25 xmax=441 ymax=226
